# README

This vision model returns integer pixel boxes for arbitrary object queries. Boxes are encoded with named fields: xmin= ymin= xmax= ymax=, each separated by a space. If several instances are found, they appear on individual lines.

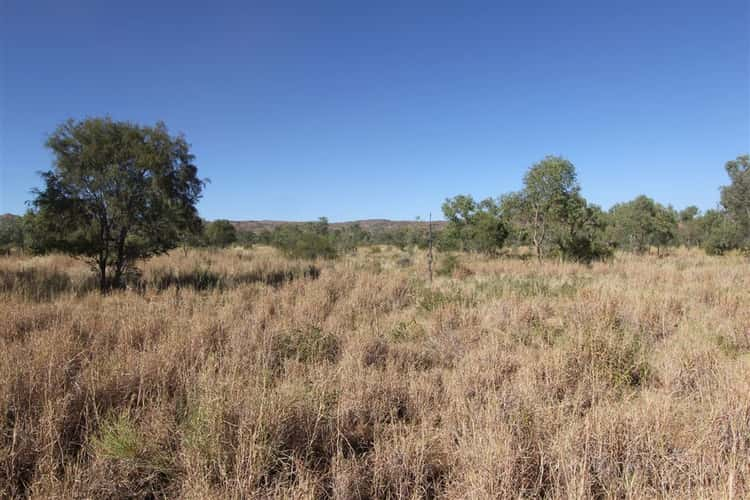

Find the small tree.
xmin=204 ymin=219 xmax=237 ymax=247
xmin=677 ymin=206 xmax=701 ymax=247
xmin=652 ymin=205 xmax=678 ymax=255
xmin=30 ymin=117 xmax=205 ymax=292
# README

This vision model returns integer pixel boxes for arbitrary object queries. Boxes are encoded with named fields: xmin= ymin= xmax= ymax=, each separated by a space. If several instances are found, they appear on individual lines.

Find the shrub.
xmin=204 ymin=220 xmax=237 ymax=247
xmin=276 ymin=231 xmax=337 ymax=260
xmin=89 ymin=412 xmax=173 ymax=497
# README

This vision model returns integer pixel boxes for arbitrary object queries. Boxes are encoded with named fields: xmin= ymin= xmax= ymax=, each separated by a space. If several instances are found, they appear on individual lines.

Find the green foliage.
xmin=204 ymin=219 xmax=237 ymax=247
xmin=29 ymin=117 xmax=204 ymax=292
xmin=93 ymin=413 xmax=144 ymax=462
xmin=720 ymin=154 xmax=750 ymax=246
xmin=93 ymin=412 xmax=171 ymax=472
xmin=235 ymin=230 xmax=259 ymax=247
xmin=0 ymin=215 xmax=25 ymax=253
xmin=607 ymin=195 xmax=677 ymax=253
xmin=92 ymin=411 xmax=173 ymax=497
xmin=502 ymin=156 xmax=610 ymax=262
xmin=440 ymin=195 xmax=508 ymax=254
xmin=550 ymin=199 xmax=612 ymax=263
xmin=234 ymin=219 xmax=433 ymax=254
xmin=676 ymin=206 xmax=702 ymax=247
xmin=369 ymin=224 xmax=428 ymax=250
xmin=268 ymin=222 xmax=338 ymax=260
xmin=332 ymin=223 xmax=369 ymax=254
xmin=700 ymin=210 xmax=742 ymax=255
xmin=506 ymin=156 xmax=580 ymax=260
xmin=289 ymin=232 xmax=337 ymax=260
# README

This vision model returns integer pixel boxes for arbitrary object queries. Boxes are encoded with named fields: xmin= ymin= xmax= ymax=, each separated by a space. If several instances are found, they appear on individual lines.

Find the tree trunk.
xmin=113 ymin=264 xmax=124 ymax=290
xmin=112 ymin=228 xmax=128 ymax=289
xmin=98 ymin=256 xmax=108 ymax=294
xmin=96 ymin=213 xmax=111 ymax=294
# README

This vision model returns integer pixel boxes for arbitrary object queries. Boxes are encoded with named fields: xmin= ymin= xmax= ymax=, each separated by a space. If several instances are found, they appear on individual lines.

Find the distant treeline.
xmin=2 ymin=156 xmax=748 ymax=261
xmin=196 ymin=154 xmax=749 ymax=261
xmin=14 ymin=117 xmax=745 ymax=294
xmin=175 ymin=217 xmax=429 ymax=259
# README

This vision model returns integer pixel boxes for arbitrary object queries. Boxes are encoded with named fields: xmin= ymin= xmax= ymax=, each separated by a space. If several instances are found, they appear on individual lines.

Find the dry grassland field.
xmin=1 ymin=247 xmax=749 ymax=499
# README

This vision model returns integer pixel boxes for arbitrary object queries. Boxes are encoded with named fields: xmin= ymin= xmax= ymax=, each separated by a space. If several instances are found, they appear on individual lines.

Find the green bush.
xmin=284 ymin=232 xmax=337 ymax=260
xmin=204 ymin=220 xmax=237 ymax=247
xmin=268 ymin=224 xmax=338 ymax=260
xmin=701 ymin=214 xmax=741 ymax=255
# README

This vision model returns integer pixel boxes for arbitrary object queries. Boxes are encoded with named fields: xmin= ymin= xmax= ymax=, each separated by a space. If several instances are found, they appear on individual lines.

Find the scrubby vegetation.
xmin=1 ymin=117 xmax=748 ymax=498
xmin=1 ymin=246 xmax=748 ymax=498
xmin=8 ymin=144 xmax=747 ymax=276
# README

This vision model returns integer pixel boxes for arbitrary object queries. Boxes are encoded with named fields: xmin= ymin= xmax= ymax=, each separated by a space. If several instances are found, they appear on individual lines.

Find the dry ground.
xmin=1 ymin=246 xmax=748 ymax=499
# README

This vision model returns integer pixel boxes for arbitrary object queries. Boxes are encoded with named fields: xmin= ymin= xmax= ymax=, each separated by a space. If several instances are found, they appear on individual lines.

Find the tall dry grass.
xmin=0 ymin=246 xmax=748 ymax=498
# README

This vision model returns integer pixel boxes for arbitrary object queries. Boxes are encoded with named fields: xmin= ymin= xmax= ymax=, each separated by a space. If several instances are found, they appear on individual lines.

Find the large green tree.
xmin=607 ymin=195 xmax=676 ymax=254
xmin=720 ymin=154 xmax=750 ymax=246
xmin=440 ymin=195 xmax=508 ymax=254
xmin=30 ymin=117 xmax=205 ymax=292
xmin=550 ymin=196 xmax=611 ymax=262
xmin=698 ymin=209 xmax=741 ymax=255
xmin=503 ymin=156 xmax=582 ymax=260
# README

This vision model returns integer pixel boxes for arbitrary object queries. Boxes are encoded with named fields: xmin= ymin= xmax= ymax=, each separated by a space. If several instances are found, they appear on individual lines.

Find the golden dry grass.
xmin=1 ymin=246 xmax=748 ymax=498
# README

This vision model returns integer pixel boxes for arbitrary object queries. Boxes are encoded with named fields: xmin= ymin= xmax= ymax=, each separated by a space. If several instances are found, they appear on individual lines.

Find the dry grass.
xmin=1 ymin=246 xmax=748 ymax=498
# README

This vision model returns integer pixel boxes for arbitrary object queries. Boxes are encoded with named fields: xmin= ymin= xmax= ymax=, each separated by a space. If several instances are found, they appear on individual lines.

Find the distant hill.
xmin=1 ymin=213 xmax=21 ymax=224
xmin=229 ymin=219 xmax=447 ymax=233
xmin=1 ymin=214 xmax=447 ymax=233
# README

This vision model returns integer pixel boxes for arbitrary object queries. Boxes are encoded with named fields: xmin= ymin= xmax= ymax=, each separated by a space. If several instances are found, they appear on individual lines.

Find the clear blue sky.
xmin=1 ymin=1 xmax=748 ymax=221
